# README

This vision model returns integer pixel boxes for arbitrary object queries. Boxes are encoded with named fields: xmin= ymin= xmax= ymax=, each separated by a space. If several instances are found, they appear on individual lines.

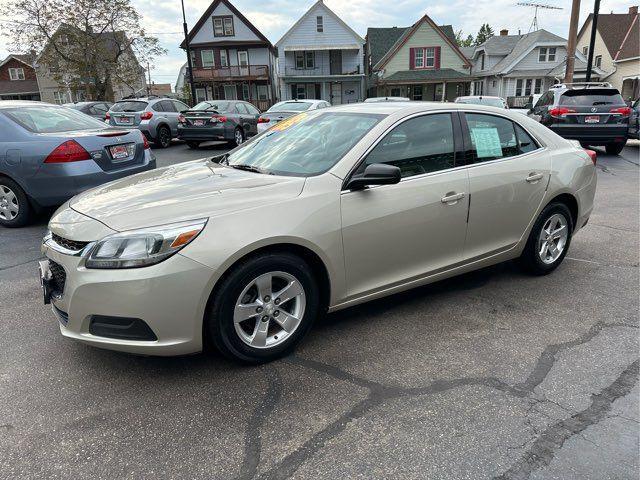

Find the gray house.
xmin=468 ymin=29 xmax=604 ymax=106
xmin=275 ymin=0 xmax=365 ymax=104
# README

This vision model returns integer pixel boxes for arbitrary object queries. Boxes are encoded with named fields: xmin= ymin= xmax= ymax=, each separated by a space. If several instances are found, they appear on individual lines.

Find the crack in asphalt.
xmin=494 ymin=360 xmax=639 ymax=480
xmin=233 ymin=321 xmax=637 ymax=479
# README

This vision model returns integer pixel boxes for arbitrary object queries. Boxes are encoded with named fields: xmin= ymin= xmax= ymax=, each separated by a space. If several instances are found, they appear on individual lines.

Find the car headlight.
xmin=84 ymin=219 xmax=207 ymax=269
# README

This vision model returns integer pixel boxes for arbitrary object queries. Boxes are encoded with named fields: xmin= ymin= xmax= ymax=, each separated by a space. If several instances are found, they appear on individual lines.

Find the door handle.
xmin=441 ymin=192 xmax=465 ymax=204
xmin=526 ymin=172 xmax=544 ymax=183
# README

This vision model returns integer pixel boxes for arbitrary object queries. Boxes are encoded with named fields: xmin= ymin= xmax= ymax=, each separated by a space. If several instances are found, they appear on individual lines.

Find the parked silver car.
xmin=40 ymin=102 xmax=596 ymax=362
xmin=257 ymin=99 xmax=330 ymax=134
xmin=107 ymin=97 xmax=190 ymax=148
xmin=0 ymin=101 xmax=155 ymax=227
xmin=63 ymin=101 xmax=112 ymax=121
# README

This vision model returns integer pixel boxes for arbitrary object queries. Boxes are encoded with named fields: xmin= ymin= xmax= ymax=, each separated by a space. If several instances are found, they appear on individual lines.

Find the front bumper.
xmin=41 ymin=239 xmax=214 ymax=356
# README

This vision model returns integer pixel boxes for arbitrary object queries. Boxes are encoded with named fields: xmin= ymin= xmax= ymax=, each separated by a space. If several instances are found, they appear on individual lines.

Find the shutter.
xmin=435 ymin=47 xmax=441 ymax=69
xmin=409 ymin=47 xmax=416 ymax=70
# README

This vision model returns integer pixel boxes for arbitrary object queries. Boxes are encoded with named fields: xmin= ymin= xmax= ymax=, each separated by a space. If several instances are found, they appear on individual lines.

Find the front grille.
xmin=52 ymin=233 xmax=89 ymax=252
xmin=49 ymin=260 xmax=66 ymax=294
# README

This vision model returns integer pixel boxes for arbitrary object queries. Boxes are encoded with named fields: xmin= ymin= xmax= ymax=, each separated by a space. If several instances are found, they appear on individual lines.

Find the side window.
xmin=357 ymin=113 xmax=456 ymax=178
xmin=465 ymin=113 xmax=520 ymax=163
xmin=151 ymin=101 xmax=164 ymax=112
xmin=245 ymin=103 xmax=259 ymax=115
xmin=93 ymin=103 xmax=108 ymax=114
xmin=173 ymin=100 xmax=188 ymax=112
xmin=161 ymin=100 xmax=177 ymax=112
xmin=515 ymin=124 xmax=539 ymax=154
xmin=235 ymin=103 xmax=248 ymax=114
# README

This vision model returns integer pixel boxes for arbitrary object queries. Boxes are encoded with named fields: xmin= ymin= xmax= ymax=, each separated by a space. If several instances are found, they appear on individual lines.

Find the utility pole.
xmin=181 ymin=0 xmax=196 ymax=105
xmin=585 ymin=0 xmax=601 ymax=82
xmin=564 ymin=0 xmax=581 ymax=83
xmin=146 ymin=62 xmax=152 ymax=96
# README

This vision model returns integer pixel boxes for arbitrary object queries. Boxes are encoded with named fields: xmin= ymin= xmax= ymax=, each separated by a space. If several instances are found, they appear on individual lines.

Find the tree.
xmin=1 ymin=0 xmax=167 ymax=101
xmin=474 ymin=24 xmax=495 ymax=46
xmin=455 ymin=30 xmax=475 ymax=47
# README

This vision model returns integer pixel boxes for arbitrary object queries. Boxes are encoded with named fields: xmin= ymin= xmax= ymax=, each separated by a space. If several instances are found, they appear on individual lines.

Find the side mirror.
xmin=346 ymin=163 xmax=401 ymax=190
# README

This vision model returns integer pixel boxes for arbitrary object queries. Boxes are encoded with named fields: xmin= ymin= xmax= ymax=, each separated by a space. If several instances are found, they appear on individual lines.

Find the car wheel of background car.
xmin=0 ymin=177 xmax=31 ymax=227
xmin=605 ymin=141 xmax=626 ymax=155
xmin=187 ymin=141 xmax=200 ymax=149
xmin=155 ymin=125 xmax=171 ymax=148
xmin=206 ymin=252 xmax=319 ymax=363
xmin=518 ymin=202 xmax=573 ymax=276
xmin=232 ymin=127 xmax=244 ymax=147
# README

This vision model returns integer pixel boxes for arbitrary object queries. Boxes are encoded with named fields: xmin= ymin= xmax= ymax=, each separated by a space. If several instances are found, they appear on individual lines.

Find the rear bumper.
xmin=177 ymin=125 xmax=231 ymax=141
xmin=549 ymin=124 xmax=629 ymax=144
xmin=27 ymin=150 xmax=156 ymax=207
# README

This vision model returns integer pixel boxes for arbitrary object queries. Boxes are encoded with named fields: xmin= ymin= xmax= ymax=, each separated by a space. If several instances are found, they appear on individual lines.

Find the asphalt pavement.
xmin=0 ymin=142 xmax=638 ymax=480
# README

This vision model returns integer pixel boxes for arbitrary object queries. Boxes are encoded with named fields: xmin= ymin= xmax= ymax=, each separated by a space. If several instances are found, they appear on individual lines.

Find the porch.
xmin=377 ymin=69 xmax=473 ymax=102
xmin=193 ymin=79 xmax=274 ymax=111
xmin=281 ymin=78 xmax=364 ymax=104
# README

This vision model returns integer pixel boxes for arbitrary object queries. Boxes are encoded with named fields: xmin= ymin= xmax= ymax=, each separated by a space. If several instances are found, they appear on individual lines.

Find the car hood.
xmin=70 ymin=158 xmax=306 ymax=231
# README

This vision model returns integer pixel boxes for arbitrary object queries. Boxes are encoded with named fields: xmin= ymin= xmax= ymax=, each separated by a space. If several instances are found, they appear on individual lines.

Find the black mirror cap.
xmin=347 ymin=163 xmax=401 ymax=190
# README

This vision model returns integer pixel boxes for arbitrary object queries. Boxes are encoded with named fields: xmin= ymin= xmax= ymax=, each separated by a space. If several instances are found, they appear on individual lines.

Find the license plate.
xmin=585 ymin=115 xmax=600 ymax=123
xmin=193 ymin=119 xmax=205 ymax=126
xmin=109 ymin=143 xmax=135 ymax=160
xmin=38 ymin=260 xmax=52 ymax=305
xmin=119 ymin=116 xmax=133 ymax=124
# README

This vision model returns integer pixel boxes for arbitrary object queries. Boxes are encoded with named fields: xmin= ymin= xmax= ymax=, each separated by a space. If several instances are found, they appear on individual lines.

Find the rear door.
xmin=461 ymin=112 xmax=550 ymax=261
xmin=158 ymin=100 xmax=179 ymax=135
xmin=240 ymin=102 xmax=260 ymax=136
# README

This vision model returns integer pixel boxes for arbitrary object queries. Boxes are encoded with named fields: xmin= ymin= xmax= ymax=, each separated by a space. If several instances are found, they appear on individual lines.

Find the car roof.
xmin=276 ymin=99 xmax=325 ymax=105
xmin=0 ymin=100 xmax=62 ymax=109
xmin=456 ymin=95 xmax=503 ymax=100
xmin=324 ymin=101 xmax=520 ymax=115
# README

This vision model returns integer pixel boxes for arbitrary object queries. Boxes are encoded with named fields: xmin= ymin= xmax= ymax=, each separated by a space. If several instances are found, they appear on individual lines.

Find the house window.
xmin=472 ymin=80 xmax=483 ymax=95
xmin=412 ymin=47 xmax=437 ymax=69
xmin=53 ymin=91 xmax=68 ymax=104
xmin=480 ymin=53 xmax=485 ymax=70
xmin=316 ymin=16 xmax=323 ymax=32
xmin=492 ymin=80 xmax=497 ymax=88
xmin=195 ymin=88 xmax=206 ymax=102
xmin=548 ymin=47 xmax=556 ymax=61
xmin=295 ymin=51 xmax=305 ymax=69
xmin=238 ymin=51 xmax=248 ymax=67
xmin=305 ymin=51 xmax=315 ymax=69
xmin=201 ymin=50 xmax=214 ymax=68
xmin=415 ymin=48 xmax=424 ymax=68
xmin=595 ymin=55 xmax=602 ymax=68
xmin=213 ymin=16 xmax=234 ymax=37
xmin=213 ymin=85 xmax=220 ymax=99
xmin=534 ymin=78 xmax=542 ymax=94
xmin=190 ymin=50 xmax=197 ymax=67
xmin=296 ymin=84 xmax=306 ymax=99
xmin=582 ymin=46 xmax=588 ymax=55
xmin=8 ymin=68 xmax=25 ymax=80
xmin=390 ymin=87 xmax=402 ymax=96
xmin=425 ymin=47 xmax=435 ymax=67
xmin=539 ymin=47 xmax=556 ymax=62
xmin=412 ymin=85 xmax=423 ymax=100
xmin=515 ymin=78 xmax=542 ymax=96
xmin=257 ymin=85 xmax=268 ymax=101
xmin=220 ymin=50 xmax=229 ymax=67
xmin=242 ymin=83 xmax=250 ymax=100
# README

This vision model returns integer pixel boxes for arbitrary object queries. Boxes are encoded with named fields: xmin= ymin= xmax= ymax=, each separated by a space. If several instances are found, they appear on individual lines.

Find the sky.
xmin=0 ymin=0 xmax=634 ymax=88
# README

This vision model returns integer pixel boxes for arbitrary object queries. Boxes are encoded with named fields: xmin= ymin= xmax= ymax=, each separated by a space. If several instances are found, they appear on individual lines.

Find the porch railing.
xmin=192 ymin=65 xmax=270 ymax=81
xmin=284 ymin=64 xmax=361 ymax=77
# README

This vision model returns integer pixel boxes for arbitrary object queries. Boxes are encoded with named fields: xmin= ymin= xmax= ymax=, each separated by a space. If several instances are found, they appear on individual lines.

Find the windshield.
xmin=3 ymin=106 xmax=108 ymax=133
xmin=268 ymin=102 xmax=313 ymax=112
xmin=192 ymin=101 xmax=233 ymax=112
xmin=111 ymin=101 xmax=148 ymax=112
xmin=456 ymin=97 xmax=505 ymax=108
xmin=225 ymin=111 xmax=384 ymax=176
xmin=559 ymin=89 xmax=625 ymax=106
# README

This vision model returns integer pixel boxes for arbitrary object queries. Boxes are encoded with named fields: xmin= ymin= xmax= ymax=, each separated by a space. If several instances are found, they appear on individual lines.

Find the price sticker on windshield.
xmin=270 ymin=112 xmax=308 ymax=132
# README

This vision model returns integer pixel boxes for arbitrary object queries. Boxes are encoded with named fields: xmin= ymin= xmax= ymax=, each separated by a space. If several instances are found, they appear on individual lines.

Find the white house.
xmin=275 ymin=0 xmax=365 ymax=104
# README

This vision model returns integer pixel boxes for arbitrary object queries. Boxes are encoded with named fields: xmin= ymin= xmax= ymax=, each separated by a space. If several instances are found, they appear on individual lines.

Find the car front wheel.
xmin=206 ymin=252 xmax=319 ymax=363
xmin=154 ymin=126 xmax=171 ymax=148
xmin=519 ymin=202 xmax=573 ymax=275
xmin=0 ymin=177 xmax=31 ymax=227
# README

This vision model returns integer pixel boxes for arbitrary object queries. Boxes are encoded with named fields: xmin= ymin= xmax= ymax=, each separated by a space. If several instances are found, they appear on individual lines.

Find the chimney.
xmin=500 ymin=29 xmax=509 ymax=36
xmin=629 ymin=6 xmax=638 ymax=15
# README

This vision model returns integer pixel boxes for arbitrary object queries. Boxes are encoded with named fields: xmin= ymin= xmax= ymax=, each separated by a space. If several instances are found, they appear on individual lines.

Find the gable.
xmin=367 ymin=27 xmax=409 ymax=67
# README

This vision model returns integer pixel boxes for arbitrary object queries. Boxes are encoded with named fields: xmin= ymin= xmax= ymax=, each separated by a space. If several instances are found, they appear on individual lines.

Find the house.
xmin=180 ymin=0 xmax=278 ymax=110
xmin=275 ymin=0 xmax=365 ymax=104
xmin=577 ymin=5 xmax=639 ymax=100
xmin=468 ymin=29 xmax=604 ymax=107
xmin=0 ymin=54 xmax=40 ymax=101
xmin=149 ymin=83 xmax=173 ymax=96
xmin=366 ymin=17 xmax=472 ymax=101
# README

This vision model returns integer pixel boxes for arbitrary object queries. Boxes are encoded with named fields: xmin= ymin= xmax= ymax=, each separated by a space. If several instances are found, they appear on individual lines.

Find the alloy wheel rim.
xmin=161 ymin=129 xmax=170 ymax=146
xmin=233 ymin=271 xmax=306 ymax=349
xmin=537 ymin=213 xmax=568 ymax=264
xmin=0 ymin=185 xmax=19 ymax=221
xmin=235 ymin=130 xmax=243 ymax=145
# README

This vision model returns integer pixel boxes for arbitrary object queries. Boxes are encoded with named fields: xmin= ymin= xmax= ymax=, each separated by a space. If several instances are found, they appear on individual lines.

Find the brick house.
xmin=0 ymin=54 xmax=40 ymax=101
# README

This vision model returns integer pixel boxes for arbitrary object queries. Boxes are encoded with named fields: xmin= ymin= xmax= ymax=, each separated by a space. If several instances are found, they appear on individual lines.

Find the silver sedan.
xmin=40 ymin=102 xmax=596 ymax=362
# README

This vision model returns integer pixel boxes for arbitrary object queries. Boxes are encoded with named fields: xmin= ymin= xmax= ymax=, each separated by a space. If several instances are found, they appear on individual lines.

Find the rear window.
xmin=559 ymin=89 xmax=625 ymax=106
xmin=268 ymin=102 xmax=312 ymax=112
xmin=456 ymin=97 xmax=505 ymax=108
xmin=192 ymin=101 xmax=233 ymax=113
xmin=3 ymin=106 xmax=108 ymax=133
xmin=111 ymin=101 xmax=148 ymax=112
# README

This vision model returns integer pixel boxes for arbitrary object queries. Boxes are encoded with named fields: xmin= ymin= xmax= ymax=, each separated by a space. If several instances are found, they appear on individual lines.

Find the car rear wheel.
xmin=154 ymin=126 xmax=171 ymax=148
xmin=0 ymin=177 xmax=31 ymax=227
xmin=518 ymin=202 xmax=573 ymax=275
xmin=231 ymin=127 xmax=244 ymax=147
xmin=186 ymin=141 xmax=200 ymax=149
xmin=605 ymin=141 xmax=626 ymax=155
xmin=206 ymin=252 xmax=319 ymax=363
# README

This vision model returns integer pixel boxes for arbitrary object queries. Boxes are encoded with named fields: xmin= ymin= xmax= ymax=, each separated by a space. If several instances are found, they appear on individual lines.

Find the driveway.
xmin=0 ymin=144 xmax=638 ymax=480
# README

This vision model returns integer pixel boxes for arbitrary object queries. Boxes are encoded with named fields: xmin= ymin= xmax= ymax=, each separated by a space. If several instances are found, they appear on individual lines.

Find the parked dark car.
xmin=628 ymin=98 xmax=639 ymax=139
xmin=177 ymin=100 xmax=261 ymax=148
xmin=63 ymin=101 xmax=112 ymax=121
xmin=530 ymin=83 xmax=630 ymax=155
xmin=0 ymin=101 xmax=155 ymax=227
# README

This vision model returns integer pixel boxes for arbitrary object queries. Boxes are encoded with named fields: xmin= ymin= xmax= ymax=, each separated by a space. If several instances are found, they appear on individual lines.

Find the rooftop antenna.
xmin=516 ymin=2 xmax=563 ymax=32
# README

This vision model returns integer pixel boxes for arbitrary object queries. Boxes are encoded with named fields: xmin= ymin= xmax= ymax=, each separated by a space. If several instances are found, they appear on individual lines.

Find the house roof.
xmin=1 ymin=54 xmax=35 ymax=68
xmin=616 ymin=14 xmax=639 ymax=60
xmin=180 ymin=0 xmax=272 ymax=49
xmin=577 ymin=11 xmax=638 ymax=58
xmin=477 ymin=35 xmax=522 ymax=56
xmin=439 ymin=25 xmax=456 ymax=44
xmin=373 ymin=15 xmax=472 ymax=71
xmin=459 ymin=46 xmax=475 ymax=60
xmin=0 ymin=79 xmax=39 ymax=95
xmin=367 ymin=26 xmax=409 ymax=67
xmin=275 ymin=0 xmax=364 ymax=47
xmin=382 ymin=68 xmax=472 ymax=82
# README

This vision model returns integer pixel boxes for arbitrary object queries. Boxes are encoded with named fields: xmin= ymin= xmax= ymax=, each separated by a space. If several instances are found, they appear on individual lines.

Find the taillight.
xmin=140 ymin=111 xmax=153 ymax=120
xmin=105 ymin=112 xmax=110 ymax=120
xmin=610 ymin=106 xmax=632 ymax=117
xmin=549 ymin=107 xmax=576 ymax=118
xmin=143 ymin=135 xmax=150 ymax=150
xmin=211 ymin=115 xmax=227 ymax=123
xmin=44 ymin=140 xmax=91 ymax=163
xmin=178 ymin=114 xmax=186 ymax=124
xmin=584 ymin=148 xmax=597 ymax=165
xmin=257 ymin=117 xmax=270 ymax=124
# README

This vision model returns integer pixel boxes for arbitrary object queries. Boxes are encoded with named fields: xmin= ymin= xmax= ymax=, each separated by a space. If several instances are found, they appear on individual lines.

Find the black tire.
xmin=0 ymin=177 xmax=31 ymax=227
xmin=230 ymin=127 xmax=244 ymax=147
xmin=154 ymin=125 xmax=171 ymax=148
xmin=186 ymin=141 xmax=200 ymax=149
xmin=605 ymin=140 xmax=626 ymax=155
xmin=206 ymin=252 xmax=319 ymax=363
xmin=518 ymin=202 xmax=573 ymax=275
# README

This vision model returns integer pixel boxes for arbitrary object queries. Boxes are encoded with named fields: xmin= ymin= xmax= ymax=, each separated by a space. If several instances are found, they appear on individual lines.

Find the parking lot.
xmin=0 ymin=142 xmax=638 ymax=479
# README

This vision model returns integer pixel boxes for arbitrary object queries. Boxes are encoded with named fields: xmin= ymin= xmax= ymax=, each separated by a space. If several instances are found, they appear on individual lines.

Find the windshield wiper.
xmin=228 ymin=164 xmax=271 ymax=174
xmin=212 ymin=153 xmax=229 ymax=164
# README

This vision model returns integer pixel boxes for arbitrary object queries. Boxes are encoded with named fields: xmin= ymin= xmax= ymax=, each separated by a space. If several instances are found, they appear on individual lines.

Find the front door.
xmin=329 ymin=50 xmax=342 ymax=75
xmin=461 ymin=112 xmax=551 ymax=260
xmin=341 ymin=113 xmax=469 ymax=299
xmin=330 ymin=83 xmax=342 ymax=105
xmin=238 ymin=51 xmax=249 ymax=76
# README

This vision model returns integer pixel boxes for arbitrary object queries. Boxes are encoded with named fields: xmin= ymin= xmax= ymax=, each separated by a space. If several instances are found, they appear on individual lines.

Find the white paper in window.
xmin=470 ymin=127 xmax=503 ymax=158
